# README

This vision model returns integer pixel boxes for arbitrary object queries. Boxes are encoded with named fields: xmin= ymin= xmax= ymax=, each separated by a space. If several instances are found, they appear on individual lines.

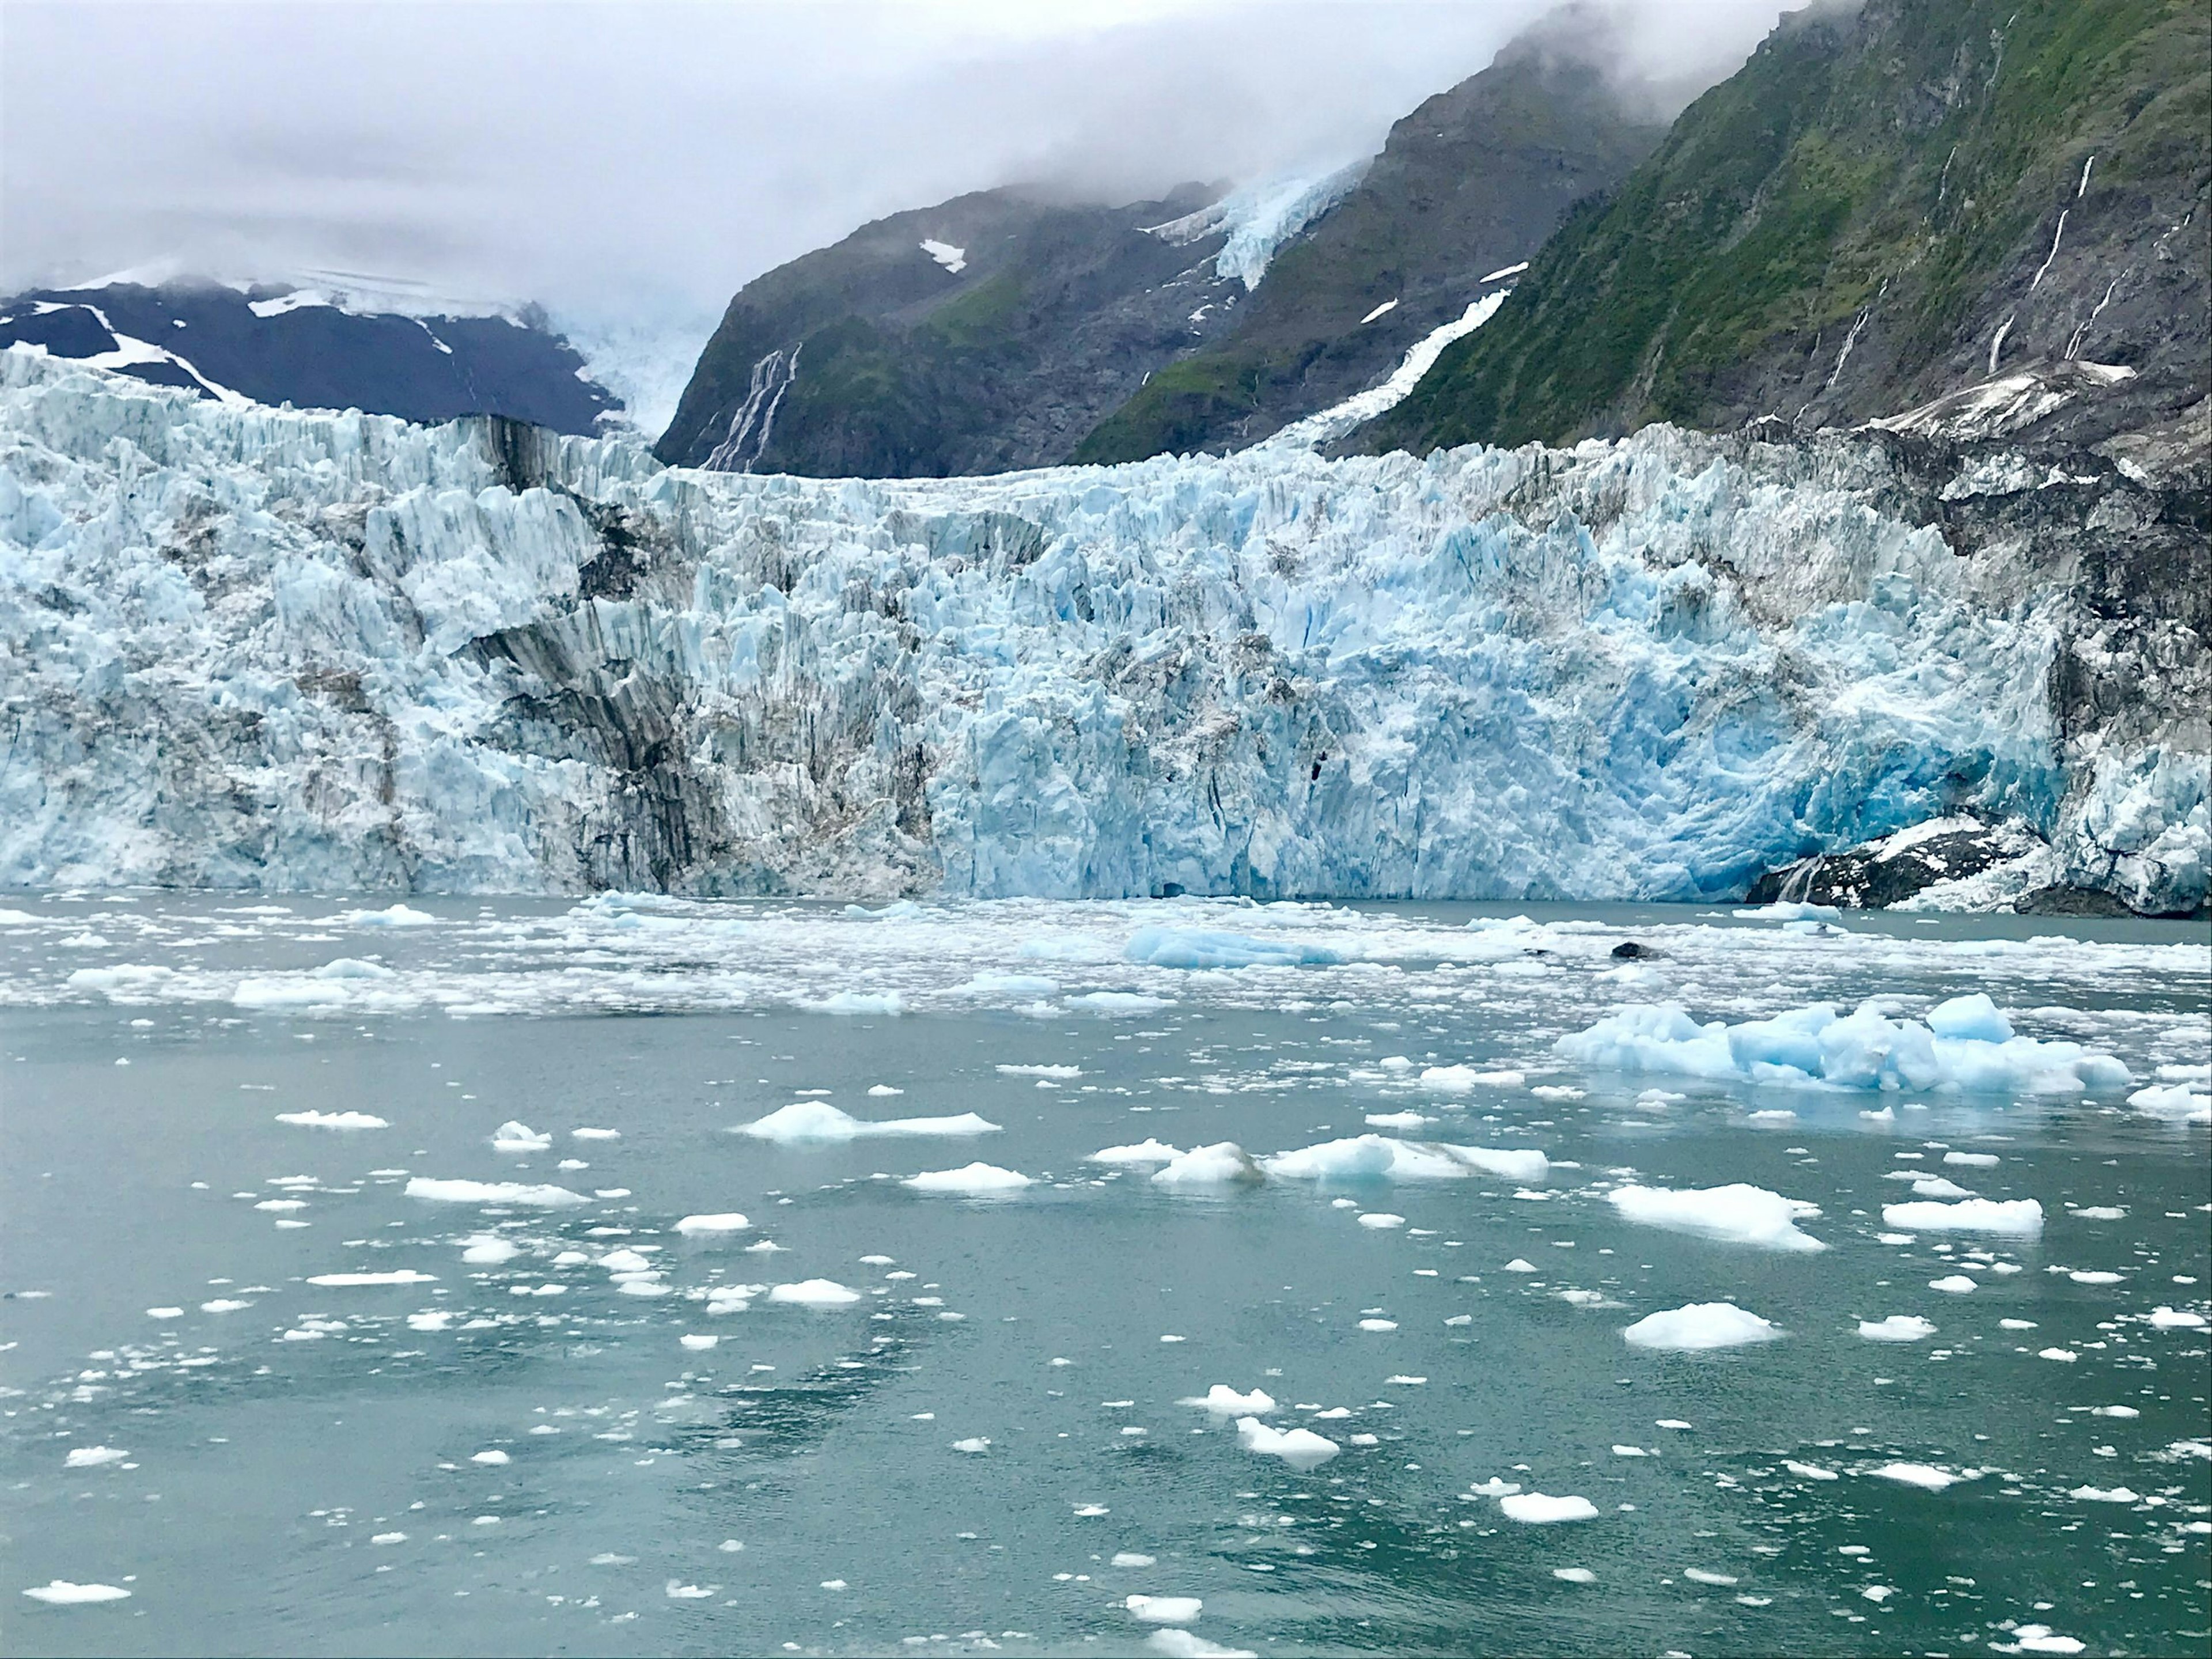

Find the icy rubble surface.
xmin=1558 ymin=998 xmax=2132 ymax=1094
xmin=2 ymin=354 xmax=2199 ymax=908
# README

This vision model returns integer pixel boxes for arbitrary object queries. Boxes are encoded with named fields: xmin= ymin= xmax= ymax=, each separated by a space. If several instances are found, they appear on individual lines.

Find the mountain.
xmin=1363 ymin=0 xmax=2210 ymax=454
xmin=1069 ymin=35 xmax=1667 ymax=464
xmin=0 ymin=276 xmax=619 ymax=434
xmin=652 ymin=183 xmax=1266 ymax=477
xmin=5 ymin=350 xmax=2202 ymax=916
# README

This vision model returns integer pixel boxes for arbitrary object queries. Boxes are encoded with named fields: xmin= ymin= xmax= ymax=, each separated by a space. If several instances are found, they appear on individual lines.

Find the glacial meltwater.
xmin=3 ymin=895 xmax=2206 ymax=1657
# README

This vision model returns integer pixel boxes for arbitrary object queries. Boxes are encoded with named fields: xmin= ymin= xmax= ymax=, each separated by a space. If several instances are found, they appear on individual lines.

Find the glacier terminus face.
xmin=0 ymin=351 xmax=2202 ymax=911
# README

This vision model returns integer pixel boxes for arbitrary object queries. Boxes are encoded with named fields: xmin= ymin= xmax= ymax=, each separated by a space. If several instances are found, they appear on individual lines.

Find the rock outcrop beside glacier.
xmin=1 ymin=353 xmax=2202 ymax=911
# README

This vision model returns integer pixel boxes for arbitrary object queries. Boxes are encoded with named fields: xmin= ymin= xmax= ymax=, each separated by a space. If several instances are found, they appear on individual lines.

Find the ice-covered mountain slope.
xmin=1 ymin=352 xmax=2202 ymax=911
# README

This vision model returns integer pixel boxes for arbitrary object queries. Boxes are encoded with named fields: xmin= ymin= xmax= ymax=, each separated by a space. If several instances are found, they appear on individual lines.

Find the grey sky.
xmin=2 ymin=0 xmax=1794 ymax=320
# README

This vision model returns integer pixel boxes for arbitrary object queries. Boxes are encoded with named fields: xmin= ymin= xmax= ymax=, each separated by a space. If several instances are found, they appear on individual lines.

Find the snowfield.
xmin=0 ymin=351 xmax=2202 ymax=908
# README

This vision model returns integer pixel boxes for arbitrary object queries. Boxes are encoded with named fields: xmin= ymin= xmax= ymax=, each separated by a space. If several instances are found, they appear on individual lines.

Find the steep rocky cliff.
xmin=1365 ymin=0 xmax=2210 ymax=454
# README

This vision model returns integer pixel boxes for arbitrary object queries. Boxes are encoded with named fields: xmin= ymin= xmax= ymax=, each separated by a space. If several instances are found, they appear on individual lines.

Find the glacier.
xmin=0 ymin=349 xmax=2202 ymax=908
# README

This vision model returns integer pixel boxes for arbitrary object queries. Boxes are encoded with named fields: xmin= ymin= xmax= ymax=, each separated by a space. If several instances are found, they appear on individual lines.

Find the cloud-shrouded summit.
xmin=2 ymin=2 xmax=1795 ymax=339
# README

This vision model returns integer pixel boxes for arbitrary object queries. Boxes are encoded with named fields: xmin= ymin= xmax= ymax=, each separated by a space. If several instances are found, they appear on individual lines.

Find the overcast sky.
xmin=2 ymin=0 xmax=1794 ymax=320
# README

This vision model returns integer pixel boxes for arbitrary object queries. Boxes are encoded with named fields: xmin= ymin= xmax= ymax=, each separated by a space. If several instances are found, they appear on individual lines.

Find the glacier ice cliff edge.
xmin=0 ymin=352 xmax=2202 ymax=911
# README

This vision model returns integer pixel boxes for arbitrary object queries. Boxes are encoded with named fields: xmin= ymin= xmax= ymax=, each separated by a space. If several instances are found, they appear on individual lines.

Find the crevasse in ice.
xmin=0 ymin=350 xmax=2201 ymax=906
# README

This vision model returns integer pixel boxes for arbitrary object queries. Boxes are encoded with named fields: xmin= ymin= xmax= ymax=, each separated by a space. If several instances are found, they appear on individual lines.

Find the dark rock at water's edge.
xmin=0 ymin=279 xmax=618 ymax=434
xmin=1748 ymin=819 xmax=2050 ymax=910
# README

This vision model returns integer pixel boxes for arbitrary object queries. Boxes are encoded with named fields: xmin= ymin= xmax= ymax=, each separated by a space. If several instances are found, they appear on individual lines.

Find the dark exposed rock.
xmin=1748 ymin=818 xmax=2050 ymax=910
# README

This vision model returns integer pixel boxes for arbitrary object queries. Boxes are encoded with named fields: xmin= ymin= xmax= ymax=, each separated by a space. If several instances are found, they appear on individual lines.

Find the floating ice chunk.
xmin=1558 ymin=1001 xmax=2130 ymax=1094
xmin=1365 ymin=1111 xmax=1433 ymax=1130
xmin=406 ymin=1311 xmax=452 ymax=1331
xmin=2071 ymin=1206 xmax=2125 ymax=1220
xmin=276 ymin=1109 xmax=388 ymax=1130
xmin=1859 ymin=1316 xmax=1938 ymax=1342
xmin=680 ymin=1334 xmax=718 ymax=1350
xmin=949 ymin=1435 xmax=991 ymax=1453
xmin=1417 ymin=1065 xmax=1524 ymax=1093
xmin=675 ymin=1213 xmax=750 ymax=1235
xmin=1622 ymin=1302 xmax=1780 ymax=1351
xmin=2127 ymin=1083 xmax=2211 ymax=1123
xmin=1504 ymin=1259 xmax=1538 ymax=1273
xmin=1684 ymin=1569 xmax=1737 ymax=1586
xmin=997 ymin=1064 xmax=1082 ymax=1079
xmin=1262 ymin=1134 xmax=1545 ymax=1184
xmin=1152 ymin=1143 xmax=1263 ymax=1187
xmin=2004 ymin=1625 xmax=2085 ymax=1656
xmin=1144 ymin=1631 xmax=1254 ymax=1658
xmin=63 ymin=1446 xmax=128 ymax=1468
xmin=1929 ymin=1275 xmax=1978 ymax=1294
xmin=843 ymin=899 xmax=923 ymax=920
xmin=1123 ymin=1593 xmax=1205 ymax=1629
xmin=491 ymin=1121 xmax=551 ymax=1153
xmin=664 ymin=1580 xmax=717 ymax=1599
xmin=2147 ymin=1306 xmax=2209 ymax=1329
xmin=21 ymin=1581 xmax=131 ymax=1604
xmin=1235 ymin=1416 xmax=1339 ymax=1469
xmin=1499 ymin=1493 xmax=1599 ymax=1524
xmin=768 ymin=1279 xmax=862 ymax=1308
xmin=810 ymin=990 xmax=903 ymax=1016
xmin=953 ymin=972 xmax=1061 ymax=999
xmin=471 ymin=1449 xmax=510 ymax=1465
xmin=1114 ymin=1552 xmax=1158 ymax=1568
xmin=1552 ymin=1567 xmax=1596 ymax=1583
xmin=1607 ymin=1183 xmax=1825 ymax=1251
xmin=308 ymin=1270 xmax=437 ymax=1286
xmin=902 ymin=1162 xmax=1032 ymax=1195
xmin=1926 ymin=993 xmax=2013 ymax=1042
xmin=404 ymin=1177 xmax=586 ymax=1207
xmin=1089 ymin=1139 xmax=1183 ymax=1166
xmin=1734 ymin=902 xmax=1843 ymax=923
xmin=233 ymin=977 xmax=347 ymax=1009
xmin=1911 ymin=1176 xmax=1975 ymax=1199
xmin=1869 ymin=1463 xmax=1971 ymax=1490
xmin=571 ymin=1127 xmax=620 ymax=1141
xmin=342 ymin=904 xmax=438 ymax=927
xmin=1944 ymin=1151 xmax=2000 ymax=1166
xmin=1184 ymin=1385 xmax=1276 ymax=1415
xmin=738 ymin=1101 xmax=999 ymax=1142
xmin=1358 ymin=1212 xmax=1406 ymax=1229
xmin=1356 ymin=1317 xmax=1397 ymax=1332
xmin=1785 ymin=1460 xmax=1839 ymax=1480
xmin=2068 ymin=1484 xmax=2142 ymax=1503
xmin=1124 ymin=928 xmax=1336 ymax=969
xmin=1882 ymin=1198 xmax=2043 ymax=1236
xmin=313 ymin=957 xmax=393 ymax=981
xmin=2067 ymin=1269 xmax=2122 ymax=1285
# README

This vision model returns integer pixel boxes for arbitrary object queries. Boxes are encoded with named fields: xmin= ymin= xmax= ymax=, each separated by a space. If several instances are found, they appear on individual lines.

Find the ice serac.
xmin=0 ymin=354 xmax=2202 ymax=914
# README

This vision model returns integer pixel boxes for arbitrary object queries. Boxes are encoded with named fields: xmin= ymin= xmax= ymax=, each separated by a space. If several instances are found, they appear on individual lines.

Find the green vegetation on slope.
xmin=1366 ymin=0 xmax=2209 ymax=452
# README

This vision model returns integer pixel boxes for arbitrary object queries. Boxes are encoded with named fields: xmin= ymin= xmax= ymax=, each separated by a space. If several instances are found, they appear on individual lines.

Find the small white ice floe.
xmin=1235 ymin=1417 xmax=1338 ymax=1469
xmin=1928 ymin=1275 xmax=1979 ymax=1294
xmin=664 ymin=1580 xmax=717 ymax=1600
xmin=571 ymin=1127 xmax=619 ymax=1141
xmin=1357 ymin=1318 xmax=1397 ymax=1332
xmin=680 ymin=1334 xmax=718 ymax=1351
xmin=1365 ymin=1111 xmax=1433 ymax=1130
xmin=2071 ymin=1206 xmax=2126 ymax=1220
xmin=2038 ymin=1347 xmax=2079 ymax=1362
xmin=306 ymin=1270 xmax=437 ymax=1287
xmin=1622 ymin=1303 xmax=1780 ymax=1351
xmin=1882 ymin=1198 xmax=2043 ymax=1236
xmin=998 ymin=1063 xmax=1082 ymax=1078
xmin=406 ymin=1177 xmax=586 ymax=1207
xmin=1416 ymin=1065 xmax=1524 ymax=1093
xmin=2067 ymin=1484 xmax=2142 ymax=1503
xmin=950 ymin=1437 xmax=991 ymax=1453
xmin=1089 ymin=1139 xmax=1183 ymax=1166
xmin=2127 ymin=1082 xmax=2211 ymax=1123
xmin=1785 ymin=1460 xmax=1839 ymax=1480
xmin=1944 ymin=1151 xmax=2000 ymax=1167
xmin=1868 ymin=1462 xmax=1973 ymax=1491
xmin=739 ymin=1101 xmax=998 ymax=1142
xmin=1997 ymin=1625 xmax=2085 ymax=1656
xmin=275 ymin=1110 xmax=388 ymax=1130
xmin=1469 ymin=1477 xmax=1521 ymax=1496
xmin=490 ymin=1121 xmax=551 ymax=1153
xmin=1499 ymin=1492 xmax=1598 ymax=1524
xmin=1503 ymin=1258 xmax=1539 ymax=1272
xmin=63 ymin=1446 xmax=128 ymax=1468
xmin=1152 ymin=1143 xmax=1264 ymax=1188
xmin=1607 ymin=1183 xmax=1825 ymax=1251
xmin=1125 ymin=1594 xmax=1202 ymax=1624
xmin=1858 ymin=1316 xmax=1938 ymax=1342
xmin=2067 ymin=1269 xmax=2123 ymax=1285
xmin=1357 ymin=1213 xmax=1406 ymax=1230
xmin=1553 ymin=1567 xmax=1596 ymax=1583
xmin=470 ymin=1449 xmax=510 ymax=1465
xmin=21 ymin=1581 xmax=131 ymax=1604
xmin=1114 ymin=1552 xmax=1157 ymax=1568
xmin=1910 ymin=1176 xmax=1976 ymax=1199
xmin=767 ymin=1280 xmax=863 ymax=1308
xmin=1684 ymin=1568 xmax=1738 ymax=1586
xmin=1183 ymin=1384 xmax=1277 ymax=1415
xmin=674 ymin=1213 xmax=749 ymax=1235
xmin=902 ymin=1163 xmax=1031 ymax=1195
xmin=866 ymin=1084 xmax=904 ymax=1097
xmin=2147 ymin=1306 xmax=2208 ymax=1329
xmin=1263 ymin=1135 xmax=1547 ymax=1184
